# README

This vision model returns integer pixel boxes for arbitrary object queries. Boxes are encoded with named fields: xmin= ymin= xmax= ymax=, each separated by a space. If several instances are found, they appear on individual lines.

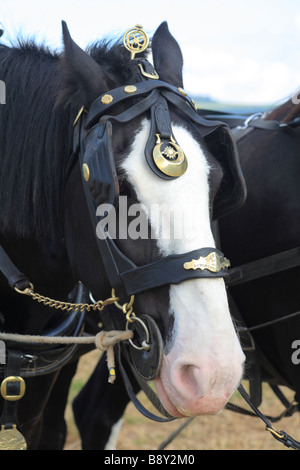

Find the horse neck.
xmin=0 ymin=233 xmax=74 ymax=334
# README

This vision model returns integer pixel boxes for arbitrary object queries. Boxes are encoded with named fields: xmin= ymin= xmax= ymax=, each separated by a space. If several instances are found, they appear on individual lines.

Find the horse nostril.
xmin=171 ymin=361 xmax=214 ymax=400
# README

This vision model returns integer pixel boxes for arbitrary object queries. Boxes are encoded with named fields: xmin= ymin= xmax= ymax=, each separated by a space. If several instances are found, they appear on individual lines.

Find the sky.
xmin=1 ymin=0 xmax=300 ymax=105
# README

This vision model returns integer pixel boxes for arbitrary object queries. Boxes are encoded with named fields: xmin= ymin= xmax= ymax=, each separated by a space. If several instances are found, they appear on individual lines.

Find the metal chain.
xmin=14 ymin=283 xmax=151 ymax=351
xmin=14 ymin=283 xmax=119 ymax=313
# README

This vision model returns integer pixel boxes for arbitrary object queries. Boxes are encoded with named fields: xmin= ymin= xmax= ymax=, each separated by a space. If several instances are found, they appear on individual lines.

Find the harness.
xmin=1 ymin=23 xmax=276 ymax=450
xmin=72 ymin=78 xmax=246 ymax=297
xmin=0 ymin=24 xmax=249 ymax=448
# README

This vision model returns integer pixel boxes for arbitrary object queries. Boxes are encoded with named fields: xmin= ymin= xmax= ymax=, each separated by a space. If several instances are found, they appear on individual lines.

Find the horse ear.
xmin=152 ymin=22 xmax=183 ymax=87
xmin=56 ymin=21 xmax=110 ymax=108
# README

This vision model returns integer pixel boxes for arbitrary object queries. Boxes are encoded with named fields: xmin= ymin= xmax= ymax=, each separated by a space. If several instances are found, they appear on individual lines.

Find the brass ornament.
xmin=153 ymin=134 xmax=187 ymax=178
xmin=0 ymin=425 xmax=27 ymax=450
xmin=123 ymin=25 xmax=149 ymax=60
xmin=124 ymin=85 xmax=138 ymax=94
xmin=73 ymin=105 xmax=85 ymax=127
xmin=82 ymin=163 xmax=90 ymax=182
xmin=177 ymin=87 xmax=188 ymax=96
xmin=183 ymin=252 xmax=231 ymax=273
xmin=101 ymin=94 xmax=114 ymax=105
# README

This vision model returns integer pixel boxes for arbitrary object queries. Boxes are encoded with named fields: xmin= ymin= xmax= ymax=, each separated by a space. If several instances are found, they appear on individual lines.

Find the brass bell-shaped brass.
xmin=153 ymin=134 xmax=187 ymax=178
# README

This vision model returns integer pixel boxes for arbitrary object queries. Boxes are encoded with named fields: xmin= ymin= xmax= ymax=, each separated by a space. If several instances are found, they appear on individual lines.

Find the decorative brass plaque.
xmin=183 ymin=252 xmax=231 ymax=273
xmin=0 ymin=425 xmax=27 ymax=450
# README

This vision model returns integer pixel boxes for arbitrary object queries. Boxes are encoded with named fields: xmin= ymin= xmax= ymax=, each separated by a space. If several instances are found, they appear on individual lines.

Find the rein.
xmin=198 ymin=109 xmax=300 ymax=132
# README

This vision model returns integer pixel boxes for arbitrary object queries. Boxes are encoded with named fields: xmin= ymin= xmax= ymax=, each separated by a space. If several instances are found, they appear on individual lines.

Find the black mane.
xmin=0 ymin=37 xmax=144 ymax=240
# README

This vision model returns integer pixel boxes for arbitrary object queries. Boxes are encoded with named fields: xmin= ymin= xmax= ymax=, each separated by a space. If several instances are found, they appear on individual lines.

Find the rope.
xmin=0 ymin=329 xmax=133 ymax=384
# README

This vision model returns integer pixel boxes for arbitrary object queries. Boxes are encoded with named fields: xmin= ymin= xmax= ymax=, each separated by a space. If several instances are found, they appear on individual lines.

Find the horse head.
xmin=59 ymin=21 xmax=245 ymax=418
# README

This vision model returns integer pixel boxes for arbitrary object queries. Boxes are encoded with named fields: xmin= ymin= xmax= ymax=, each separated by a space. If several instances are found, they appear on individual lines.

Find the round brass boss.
xmin=82 ymin=163 xmax=90 ymax=182
xmin=124 ymin=85 xmax=137 ymax=94
xmin=101 ymin=94 xmax=113 ymax=105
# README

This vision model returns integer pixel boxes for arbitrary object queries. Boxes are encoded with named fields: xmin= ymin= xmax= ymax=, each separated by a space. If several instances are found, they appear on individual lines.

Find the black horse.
xmin=220 ymin=98 xmax=300 ymax=398
xmin=0 ymin=22 xmax=245 ymax=449
xmin=73 ymin=96 xmax=300 ymax=450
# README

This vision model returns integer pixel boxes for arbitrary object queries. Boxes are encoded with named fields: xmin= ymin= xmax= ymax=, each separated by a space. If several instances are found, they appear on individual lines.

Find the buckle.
xmin=0 ymin=376 xmax=26 ymax=401
xmin=138 ymin=63 xmax=159 ymax=80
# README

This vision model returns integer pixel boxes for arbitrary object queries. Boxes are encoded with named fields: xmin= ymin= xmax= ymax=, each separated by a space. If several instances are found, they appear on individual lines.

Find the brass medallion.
xmin=153 ymin=134 xmax=187 ymax=178
xmin=0 ymin=425 xmax=27 ymax=450
xmin=183 ymin=252 xmax=231 ymax=273
xmin=123 ymin=25 xmax=149 ymax=60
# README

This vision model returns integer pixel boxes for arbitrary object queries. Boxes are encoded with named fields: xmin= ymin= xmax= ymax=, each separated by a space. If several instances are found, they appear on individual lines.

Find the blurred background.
xmin=1 ymin=0 xmax=300 ymax=112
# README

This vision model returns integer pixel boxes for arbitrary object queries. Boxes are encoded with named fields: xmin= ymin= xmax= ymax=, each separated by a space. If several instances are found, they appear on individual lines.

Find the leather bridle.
xmin=73 ymin=74 xmax=234 ymax=298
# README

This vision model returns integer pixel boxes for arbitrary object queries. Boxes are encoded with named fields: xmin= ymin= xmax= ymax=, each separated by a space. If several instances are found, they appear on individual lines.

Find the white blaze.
xmin=121 ymin=119 xmax=244 ymax=416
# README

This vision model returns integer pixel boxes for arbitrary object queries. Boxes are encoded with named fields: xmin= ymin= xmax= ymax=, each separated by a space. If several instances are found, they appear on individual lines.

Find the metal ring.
xmin=126 ymin=316 xmax=151 ymax=351
xmin=125 ymin=307 xmax=135 ymax=323
xmin=238 ymin=112 xmax=263 ymax=130
xmin=14 ymin=283 xmax=34 ymax=295
xmin=111 ymin=288 xmax=135 ymax=311
xmin=89 ymin=291 xmax=97 ymax=304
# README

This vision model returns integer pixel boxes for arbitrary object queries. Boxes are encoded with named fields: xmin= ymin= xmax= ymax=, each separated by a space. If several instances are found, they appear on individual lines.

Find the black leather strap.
xmin=117 ymin=343 xmax=175 ymax=423
xmin=227 ymin=246 xmax=300 ymax=287
xmin=237 ymin=384 xmax=300 ymax=450
xmin=0 ymin=244 xmax=30 ymax=291
xmin=85 ymin=79 xmax=227 ymax=132
xmin=0 ymin=350 xmax=23 ymax=429
xmin=120 ymin=247 xmax=228 ymax=295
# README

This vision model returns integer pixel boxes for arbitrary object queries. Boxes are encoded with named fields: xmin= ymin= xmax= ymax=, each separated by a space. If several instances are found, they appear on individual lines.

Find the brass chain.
xmin=14 ymin=283 xmax=119 ymax=313
xmin=14 ymin=284 xmax=151 ymax=352
xmin=111 ymin=288 xmax=135 ymax=322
